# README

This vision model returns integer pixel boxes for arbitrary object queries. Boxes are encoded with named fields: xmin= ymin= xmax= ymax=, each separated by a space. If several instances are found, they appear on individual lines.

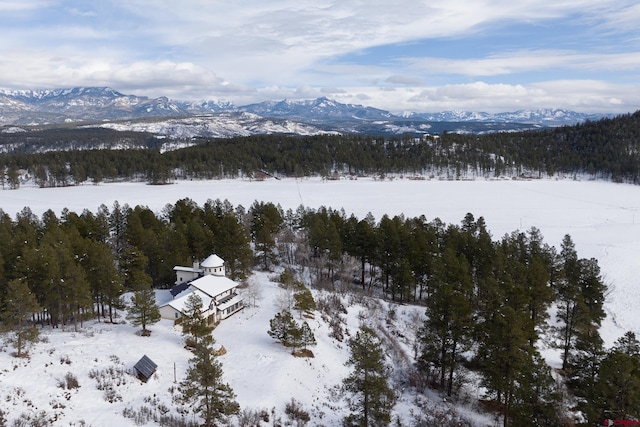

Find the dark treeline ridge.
xmin=0 ymin=127 xmax=160 ymax=152
xmin=0 ymin=196 xmax=632 ymax=425
xmin=1 ymin=110 xmax=639 ymax=187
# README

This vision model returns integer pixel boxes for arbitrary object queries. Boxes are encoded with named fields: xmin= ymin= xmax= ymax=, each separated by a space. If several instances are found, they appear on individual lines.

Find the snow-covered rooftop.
xmin=218 ymin=294 xmax=243 ymax=312
xmin=173 ymin=266 xmax=201 ymax=273
xmin=201 ymin=253 xmax=224 ymax=268
xmin=189 ymin=274 xmax=238 ymax=299
xmin=161 ymin=289 xmax=213 ymax=313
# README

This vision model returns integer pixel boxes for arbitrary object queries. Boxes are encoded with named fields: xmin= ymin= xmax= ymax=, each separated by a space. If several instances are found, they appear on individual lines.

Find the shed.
xmin=133 ymin=355 xmax=158 ymax=382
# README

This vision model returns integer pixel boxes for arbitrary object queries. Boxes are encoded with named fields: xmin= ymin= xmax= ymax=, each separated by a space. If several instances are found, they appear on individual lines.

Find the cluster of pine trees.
xmin=296 ymin=207 xmax=612 ymax=425
xmin=0 ymin=199 xmax=252 ymax=331
xmin=1 ymin=110 xmax=639 ymax=187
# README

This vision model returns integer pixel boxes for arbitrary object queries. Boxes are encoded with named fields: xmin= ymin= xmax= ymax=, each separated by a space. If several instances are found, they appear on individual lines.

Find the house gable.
xmin=160 ymin=289 xmax=213 ymax=319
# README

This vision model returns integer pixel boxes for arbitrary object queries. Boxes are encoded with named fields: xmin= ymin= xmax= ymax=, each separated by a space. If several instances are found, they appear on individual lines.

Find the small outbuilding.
xmin=133 ymin=355 xmax=158 ymax=382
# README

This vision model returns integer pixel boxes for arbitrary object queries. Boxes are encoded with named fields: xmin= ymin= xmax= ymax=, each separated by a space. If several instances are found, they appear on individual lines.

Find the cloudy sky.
xmin=1 ymin=0 xmax=639 ymax=113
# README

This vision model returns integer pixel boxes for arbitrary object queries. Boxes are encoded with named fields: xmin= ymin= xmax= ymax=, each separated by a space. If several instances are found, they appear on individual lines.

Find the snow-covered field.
xmin=1 ymin=177 xmax=639 ymax=425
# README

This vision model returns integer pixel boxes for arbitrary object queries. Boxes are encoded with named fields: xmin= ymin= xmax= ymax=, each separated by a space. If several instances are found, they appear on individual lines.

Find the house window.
xmin=175 ymin=312 xmax=179 ymax=319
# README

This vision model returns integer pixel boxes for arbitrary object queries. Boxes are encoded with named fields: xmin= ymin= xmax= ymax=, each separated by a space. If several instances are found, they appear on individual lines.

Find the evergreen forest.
xmin=1 ymin=110 xmax=639 ymax=188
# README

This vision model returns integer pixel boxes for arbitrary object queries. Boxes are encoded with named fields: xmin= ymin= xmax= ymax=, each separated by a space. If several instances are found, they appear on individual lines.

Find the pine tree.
xmin=119 ymin=246 xmax=153 ymax=291
xmin=344 ymin=216 xmax=377 ymax=290
xmin=565 ymin=259 xmax=607 ymax=424
xmin=249 ymin=201 xmax=283 ymax=270
xmin=299 ymin=321 xmax=316 ymax=350
xmin=126 ymin=287 xmax=161 ymax=335
xmin=375 ymin=215 xmax=401 ymax=299
xmin=478 ymin=304 xmax=533 ymax=427
xmin=557 ymin=234 xmax=581 ymax=370
xmin=614 ymin=331 xmax=640 ymax=356
xmin=418 ymin=246 xmax=473 ymax=396
xmin=293 ymin=287 xmax=316 ymax=317
xmin=567 ymin=327 xmax=605 ymax=424
xmin=595 ymin=344 xmax=640 ymax=421
xmin=215 ymin=211 xmax=253 ymax=280
xmin=267 ymin=310 xmax=299 ymax=349
xmin=83 ymin=240 xmax=124 ymax=323
xmin=1 ymin=278 xmax=41 ymax=357
xmin=508 ymin=352 xmax=561 ymax=426
xmin=108 ymin=201 xmax=129 ymax=254
xmin=7 ymin=164 xmax=19 ymax=189
xmin=179 ymin=335 xmax=239 ymax=426
xmin=181 ymin=293 xmax=213 ymax=348
xmin=343 ymin=326 xmax=395 ymax=426
xmin=38 ymin=224 xmax=92 ymax=331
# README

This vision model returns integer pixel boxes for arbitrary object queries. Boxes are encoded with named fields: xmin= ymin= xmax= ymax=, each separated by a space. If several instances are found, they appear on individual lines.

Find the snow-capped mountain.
xmin=240 ymin=97 xmax=393 ymax=121
xmin=0 ymin=87 xmax=187 ymax=123
xmin=0 ymin=86 xmax=611 ymax=132
xmin=181 ymin=99 xmax=237 ymax=114
xmin=403 ymin=109 xmax=608 ymax=126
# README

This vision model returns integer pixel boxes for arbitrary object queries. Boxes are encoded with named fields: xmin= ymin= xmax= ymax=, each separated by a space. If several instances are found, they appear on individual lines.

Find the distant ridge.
xmin=240 ymin=96 xmax=393 ymax=121
xmin=0 ymin=86 xmax=612 ymax=130
xmin=402 ymin=109 xmax=609 ymax=126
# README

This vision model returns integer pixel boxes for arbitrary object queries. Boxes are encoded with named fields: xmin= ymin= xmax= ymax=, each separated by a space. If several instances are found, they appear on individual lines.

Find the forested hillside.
xmin=1 ymin=111 xmax=639 ymax=188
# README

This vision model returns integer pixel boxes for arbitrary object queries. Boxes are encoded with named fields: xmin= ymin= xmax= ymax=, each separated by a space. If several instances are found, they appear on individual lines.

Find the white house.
xmin=160 ymin=254 xmax=244 ymax=325
xmin=172 ymin=253 xmax=226 ymax=286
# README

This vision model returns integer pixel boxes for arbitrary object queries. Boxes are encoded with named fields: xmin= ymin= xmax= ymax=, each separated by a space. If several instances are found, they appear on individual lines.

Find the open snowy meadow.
xmin=1 ymin=176 xmax=639 ymax=425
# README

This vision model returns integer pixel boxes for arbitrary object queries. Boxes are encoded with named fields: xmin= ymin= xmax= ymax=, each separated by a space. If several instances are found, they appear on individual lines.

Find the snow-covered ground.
xmin=1 ymin=176 xmax=639 ymax=425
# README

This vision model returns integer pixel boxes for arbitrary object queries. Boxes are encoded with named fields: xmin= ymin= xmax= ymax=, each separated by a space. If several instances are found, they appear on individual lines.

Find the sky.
xmin=1 ymin=1 xmax=639 ymax=114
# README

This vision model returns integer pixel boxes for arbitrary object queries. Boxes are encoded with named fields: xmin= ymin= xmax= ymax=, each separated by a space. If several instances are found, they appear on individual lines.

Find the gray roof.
xmin=134 ymin=355 xmax=157 ymax=381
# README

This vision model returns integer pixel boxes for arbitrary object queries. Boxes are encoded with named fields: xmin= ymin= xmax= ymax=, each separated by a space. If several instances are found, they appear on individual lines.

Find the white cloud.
xmin=397 ymin=50 xmax=640 ymax=78
xmin=323 ymin=80 xmax=640 ymax=114
xmin=67 ymin=7 xmax=98 ymax=17
xmin=0 ymin=0 xmax=639 ymax=114
xmin=595 ymin=3 xmax=640 ymax=34
xmin=386 ymin=75 xmax=425 ymax=86
xmin=0 ymin=1 xmax=52 ymax=12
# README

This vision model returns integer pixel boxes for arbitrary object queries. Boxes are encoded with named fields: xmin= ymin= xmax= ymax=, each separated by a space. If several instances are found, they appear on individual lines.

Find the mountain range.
xmin=0 ymin=86 xmax=612 ymax=135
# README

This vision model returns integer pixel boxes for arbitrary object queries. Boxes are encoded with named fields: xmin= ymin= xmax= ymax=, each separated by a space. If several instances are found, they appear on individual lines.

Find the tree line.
xmin=1 ymin=110 xmax=639 ymax=187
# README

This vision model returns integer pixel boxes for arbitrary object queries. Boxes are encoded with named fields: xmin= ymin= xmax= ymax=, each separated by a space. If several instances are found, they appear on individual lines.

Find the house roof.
xmin=173 ymin=266 xmax=201 ymax=273
xmin=161 ymin=289 xmax=213 ymax=314
xmin=201 ymin=254 xmax=224 ymax=268
xmin=169 ymin=281 xmax=191 ymax=298
xmin=189 ymin=274 xmax=237 ymax=299
xmin=134 ymin=355 xmax=157 ymax=380
xmin=218 ymin=294 xmax=243 ymax=312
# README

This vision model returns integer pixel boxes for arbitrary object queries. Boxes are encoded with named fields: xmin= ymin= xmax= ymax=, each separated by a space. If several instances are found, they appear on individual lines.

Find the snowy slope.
xmin=0 ymin=273 xmax=488 ymax=425
xmin=95 ymin=113 xmax=336 ymax=142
